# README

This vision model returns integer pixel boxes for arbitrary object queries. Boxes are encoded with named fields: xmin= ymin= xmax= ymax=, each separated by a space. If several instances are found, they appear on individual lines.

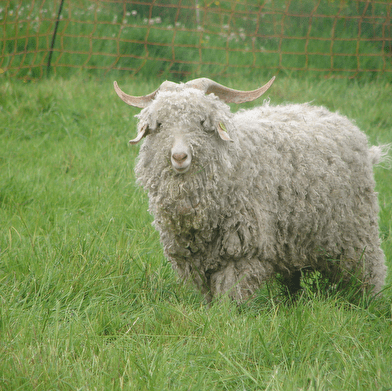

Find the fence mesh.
xmin=1 ymin=0 xmax=391 ymax=80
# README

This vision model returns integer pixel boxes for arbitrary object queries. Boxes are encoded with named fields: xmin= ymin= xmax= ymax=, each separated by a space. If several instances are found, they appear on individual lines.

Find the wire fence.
xmin=1 ymin=0 xmax=392 ymax=80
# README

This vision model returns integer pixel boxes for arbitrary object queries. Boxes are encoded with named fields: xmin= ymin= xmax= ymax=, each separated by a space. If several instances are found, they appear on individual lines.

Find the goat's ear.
xmin=217 ymin=122 xmax=233 ymax=142
xmin=129 ymin=123 xmax=149 ymax=144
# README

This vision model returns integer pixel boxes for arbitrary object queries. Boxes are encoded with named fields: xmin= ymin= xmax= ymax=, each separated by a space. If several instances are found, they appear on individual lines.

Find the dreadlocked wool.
xmin=132 ymin=86 xmax=387 ymax=303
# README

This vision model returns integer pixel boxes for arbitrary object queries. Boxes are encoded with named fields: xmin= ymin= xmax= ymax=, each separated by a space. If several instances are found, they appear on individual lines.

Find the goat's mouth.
xmin=172 ymin=164 xmax=191 ymax=174
xmin=171 ymin=155 xmax=192 ymax=174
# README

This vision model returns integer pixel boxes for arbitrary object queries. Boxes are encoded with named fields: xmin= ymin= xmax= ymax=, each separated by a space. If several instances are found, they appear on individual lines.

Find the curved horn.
xmin=186 ymin=76 xmax=275 ymax=104
xmin=114 ymin=81 xmax=159 ymax=108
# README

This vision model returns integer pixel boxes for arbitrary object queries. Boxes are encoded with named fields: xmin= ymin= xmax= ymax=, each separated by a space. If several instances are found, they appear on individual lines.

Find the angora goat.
xmin=114 ymin=77 xmax=388 ymax=303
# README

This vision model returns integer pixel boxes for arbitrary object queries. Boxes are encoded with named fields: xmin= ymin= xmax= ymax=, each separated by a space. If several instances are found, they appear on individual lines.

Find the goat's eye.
xmin=201 ymin=119 xmax=213 ymax=132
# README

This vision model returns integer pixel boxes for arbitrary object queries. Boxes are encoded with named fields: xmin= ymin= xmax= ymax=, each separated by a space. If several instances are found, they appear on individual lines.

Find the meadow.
xmin=1 ymin=0 xmax=391 ymax=80
xmin=0 ymin=73 xmax=391 ymax=390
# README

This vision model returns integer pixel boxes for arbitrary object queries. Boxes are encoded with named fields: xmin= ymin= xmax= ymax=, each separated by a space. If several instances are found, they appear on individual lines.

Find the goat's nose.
xmin=172 ymin=152 xmax=188 ymax=164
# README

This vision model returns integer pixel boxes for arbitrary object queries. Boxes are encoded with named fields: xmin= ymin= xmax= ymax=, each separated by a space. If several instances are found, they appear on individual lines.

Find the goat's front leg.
xmin=209 ymin=259 xmax=273 ymax=303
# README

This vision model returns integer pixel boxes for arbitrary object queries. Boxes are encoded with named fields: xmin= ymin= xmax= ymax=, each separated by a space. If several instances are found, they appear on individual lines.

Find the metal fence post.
xmin=47 ymin=0 xmax=65 ymax=77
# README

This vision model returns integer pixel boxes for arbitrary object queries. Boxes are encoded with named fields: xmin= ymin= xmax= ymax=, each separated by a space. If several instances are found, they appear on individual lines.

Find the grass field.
xmin=2 ymin=0 xmax=391 ymax=81
xmin=0 ymin=74 xmax=392 ymax=390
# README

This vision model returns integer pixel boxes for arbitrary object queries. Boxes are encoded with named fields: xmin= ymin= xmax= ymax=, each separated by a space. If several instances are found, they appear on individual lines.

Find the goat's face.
xmin=113 ymin=77 xmax=275 ymax=175
xmin=133 ymin=89 xmax=235 ymax=176
xmin=166 ymin=115 xmax=227 ymax=175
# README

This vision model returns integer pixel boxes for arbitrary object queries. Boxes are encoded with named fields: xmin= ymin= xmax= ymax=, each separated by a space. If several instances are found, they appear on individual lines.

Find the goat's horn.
xmin=186 ymin=76 xmax=275 ymax=104
xmin=114 ymin=81 xmax=159 ymax=108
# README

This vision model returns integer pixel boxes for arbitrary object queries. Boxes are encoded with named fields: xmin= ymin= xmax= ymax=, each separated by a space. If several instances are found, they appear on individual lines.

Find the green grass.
xmin=0 ymin=74 xmax=391 ymax=390
xmin=1 ymin=0 xmax=391 ymax=81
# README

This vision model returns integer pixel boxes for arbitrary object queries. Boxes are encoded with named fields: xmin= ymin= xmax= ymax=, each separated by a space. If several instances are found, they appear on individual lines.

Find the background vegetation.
xmin=0 ymin=74 xmax=391 ymax=390
xmin=1 ymin=0 xmax=391 ymax=80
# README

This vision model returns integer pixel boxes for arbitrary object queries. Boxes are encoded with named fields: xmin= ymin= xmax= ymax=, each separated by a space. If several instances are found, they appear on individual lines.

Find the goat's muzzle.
xmin=171 ymin=138 xmax=192 ymax=174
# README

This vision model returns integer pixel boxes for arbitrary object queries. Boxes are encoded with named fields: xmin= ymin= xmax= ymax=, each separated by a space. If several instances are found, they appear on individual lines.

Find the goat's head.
xmin=114 ymin=77 xmax=275 ymax=174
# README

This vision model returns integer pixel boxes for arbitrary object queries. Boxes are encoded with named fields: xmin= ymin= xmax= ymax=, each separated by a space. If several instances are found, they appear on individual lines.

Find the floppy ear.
xmin=129 ymin=123 xmax=149 ymax=144
xmin=216 ymin=122 xmax=233 ymax=142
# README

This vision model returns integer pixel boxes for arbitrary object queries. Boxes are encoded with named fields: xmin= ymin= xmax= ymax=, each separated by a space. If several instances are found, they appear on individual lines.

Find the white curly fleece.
xmin=133 ymin=85 xmax=387 ymax=302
